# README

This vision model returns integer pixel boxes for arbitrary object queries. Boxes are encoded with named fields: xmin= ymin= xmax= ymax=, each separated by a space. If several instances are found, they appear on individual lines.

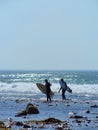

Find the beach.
xmin=0 ymin=70 xmax=98 ymax=129
xmin=0 ymin=92 xmax=98 ymax=130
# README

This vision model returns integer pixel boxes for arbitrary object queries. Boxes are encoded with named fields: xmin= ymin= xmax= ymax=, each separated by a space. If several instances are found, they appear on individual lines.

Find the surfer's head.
xmin=45 ymin=79 xmax=48 ymax=82
xmin=61 ymin=78 xmax=64 ymax=81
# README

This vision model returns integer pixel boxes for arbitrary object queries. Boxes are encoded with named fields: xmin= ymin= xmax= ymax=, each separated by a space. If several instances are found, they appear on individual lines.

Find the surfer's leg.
xmin=46 ymin=94 xmax=48 ymax=101
xmin=62 ymin=89 xmax=66 ymax=100
xmin=49 ymin=92 xmax=51 ymax=101
xmin=46 ymin=91 xmax=50 ymax=101
xmin=47 ymin=91 xmax=51 ymax=102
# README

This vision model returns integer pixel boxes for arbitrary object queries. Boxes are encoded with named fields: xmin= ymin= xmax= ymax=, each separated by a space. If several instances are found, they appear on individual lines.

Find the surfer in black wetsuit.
xmin=45 ymin=79 xmax=52 ymax=102
xmin=59 ymin=78 xmax=67 ymax=100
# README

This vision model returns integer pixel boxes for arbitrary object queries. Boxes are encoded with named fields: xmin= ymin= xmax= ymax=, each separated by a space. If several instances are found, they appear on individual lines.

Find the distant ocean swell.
xmin=0 ymin=70 xmax=98 ymax=84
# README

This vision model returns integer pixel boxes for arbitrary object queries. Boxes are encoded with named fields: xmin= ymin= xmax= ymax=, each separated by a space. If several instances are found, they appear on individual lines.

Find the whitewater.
xmin=0 ymin=70 xmax=98 ymax=100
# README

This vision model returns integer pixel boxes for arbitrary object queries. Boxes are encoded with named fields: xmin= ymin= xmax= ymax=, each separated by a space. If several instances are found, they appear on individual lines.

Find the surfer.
xmin=45 ymin=79 xmax=52 ymax=102
xmin=59 ymin=78 xmax=67 ymax=100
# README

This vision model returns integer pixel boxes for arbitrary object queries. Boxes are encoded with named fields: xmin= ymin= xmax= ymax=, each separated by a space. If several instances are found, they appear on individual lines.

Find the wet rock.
xmin=15 ymin=121 xmax=23 ymax=126
xmin=0 ymin=121 xmax=5 ymax=128
xmin=42 ymin=118 xmax=62 ymax=124
xmin=87 ymin=119 xmax=91 ymax=123
xmin=15 ymin=99 xmax=26 ymax=103
xmin=0 ymin=121 xmax=9 ymax=129
xmin=55 ymin=128 xmax=63 ymax=130
xmin=23 ymin=124 xmax=31 ymax=128
xmin=15 ymin=99 xmax=20 ymax=103
xmin=15 ymin=103 xmax=39 ymax=117
xmin=29 ymin=118 xmax=62 ymax=124
xmin=91 ymin=105 xmax=97 ymax=108
xmin=85 ymin=110 xmax=90 ymax=113
xmin=26 ymin=103 xmax=39 ymax=114
xmin=15 ymin=110 xmax=27 ymax=117
xmin=70 ymin=115 xmax=84 ymax=119
xmin=85 ymin=101 xmax=90 ymax=104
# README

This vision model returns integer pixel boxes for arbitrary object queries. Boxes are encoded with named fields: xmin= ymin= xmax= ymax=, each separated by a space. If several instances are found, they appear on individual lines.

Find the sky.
xmin=0 ymin=0 xmax=98 ymax=70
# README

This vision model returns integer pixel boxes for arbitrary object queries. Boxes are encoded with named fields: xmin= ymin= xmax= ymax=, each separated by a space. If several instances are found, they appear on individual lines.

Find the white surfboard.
xmin=59 ymin=81 xmax=72 ymax=93
xmin=66 ymin=86 xmax=72 ymax=93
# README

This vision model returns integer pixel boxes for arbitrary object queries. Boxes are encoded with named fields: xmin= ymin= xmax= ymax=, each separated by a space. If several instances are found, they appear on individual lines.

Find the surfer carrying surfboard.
xmin=59 ymin=78 xmax=67 ymax=100
xmin=45 ymin=79 xmax=52 ymax=102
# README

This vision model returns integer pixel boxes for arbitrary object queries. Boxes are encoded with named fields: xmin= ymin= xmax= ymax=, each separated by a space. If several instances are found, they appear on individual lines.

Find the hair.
xmin=61 ymin=78 xmax=64 ymax=81
xmin=45 ymin=79 xmax=48 ymax=82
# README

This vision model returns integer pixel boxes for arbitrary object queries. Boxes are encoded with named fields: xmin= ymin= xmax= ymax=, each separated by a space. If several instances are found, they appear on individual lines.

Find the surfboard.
xmin=66 ymin=86 xmax=72 ymax=93
xmin=36 ymin=83 xmax=54 ymax=97
xmin=59 ymin=81 xmax=72 ymax=93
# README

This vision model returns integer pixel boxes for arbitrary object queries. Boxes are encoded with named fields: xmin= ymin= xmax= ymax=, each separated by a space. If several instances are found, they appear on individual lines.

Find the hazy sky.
xmin=0 ymin=0 xmax=98 ymax=70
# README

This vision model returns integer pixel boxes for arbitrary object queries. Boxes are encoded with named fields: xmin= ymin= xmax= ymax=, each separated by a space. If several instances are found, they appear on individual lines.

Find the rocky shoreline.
xmin=0 ymin=95 xmax=98 ymax=130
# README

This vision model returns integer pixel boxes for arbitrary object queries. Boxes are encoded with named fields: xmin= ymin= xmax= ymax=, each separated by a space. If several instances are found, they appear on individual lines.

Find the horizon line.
xmin=0 ymin=69 xmax=98 ymax=71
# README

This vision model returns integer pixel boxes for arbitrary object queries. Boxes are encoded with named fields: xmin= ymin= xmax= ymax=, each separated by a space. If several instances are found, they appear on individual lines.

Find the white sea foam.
xmin=0 ymin=82 xmax=98 ymax=95
xmin=70 ymin=84 xmax=98 ymax=94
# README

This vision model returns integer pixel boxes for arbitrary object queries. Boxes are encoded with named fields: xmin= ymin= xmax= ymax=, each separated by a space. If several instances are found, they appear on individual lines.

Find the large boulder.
xmin=15 ymin=103 xmax=39 ymax=117
xmin=26 ymin=103 xmax=39 ymax=114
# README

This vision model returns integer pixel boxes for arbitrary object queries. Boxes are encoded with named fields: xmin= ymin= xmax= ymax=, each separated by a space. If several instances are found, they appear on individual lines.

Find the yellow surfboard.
xmin=36 ymin=83 xmax=54 ymax=97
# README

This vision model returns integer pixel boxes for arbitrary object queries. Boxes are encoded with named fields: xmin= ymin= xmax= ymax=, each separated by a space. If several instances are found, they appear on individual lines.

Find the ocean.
xmin=0 ymin=70 xmax=98 ymax=100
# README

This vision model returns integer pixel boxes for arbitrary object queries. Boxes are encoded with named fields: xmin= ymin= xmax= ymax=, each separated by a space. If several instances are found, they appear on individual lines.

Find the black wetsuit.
xmin=45 ymin=81 xmax=51 ymax=101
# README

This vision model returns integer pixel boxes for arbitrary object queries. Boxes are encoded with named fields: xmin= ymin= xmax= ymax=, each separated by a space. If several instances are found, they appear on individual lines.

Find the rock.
xmin=85 ymin=110 xmax=90 ymax=113
xmin=0 ymin=121 xmax=9 ymax=129
xmin=85 ymin=101 xmax=90 ymax=104
xmin=26 ymin=103 xmax=39 ymax=114
xmin=23 ymin=124 xmax=31 ymax=128
xmin=91 ymin=105 xmax=97 ymax=108
xmin=15 ymin=110 xmax=27 ymax=117
xmin=15 ymin=103 xmax=39 ymax=117
xmin=15 ymin=121 xmax=23 ymax=126
xmin=0 ymin=121 xmax=5 ymax=128
xmin=70 ymin=115 xmax=84 ymax=119
xmin=15 ymin=99 xmax=20 ymax=103
xmin=42 ymin=118 xmax=62 ymax=124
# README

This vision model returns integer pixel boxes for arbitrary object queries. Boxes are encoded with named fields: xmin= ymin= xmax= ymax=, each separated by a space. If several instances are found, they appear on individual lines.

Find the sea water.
xmin=0 ymin=70 xmax=98 ymax=100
